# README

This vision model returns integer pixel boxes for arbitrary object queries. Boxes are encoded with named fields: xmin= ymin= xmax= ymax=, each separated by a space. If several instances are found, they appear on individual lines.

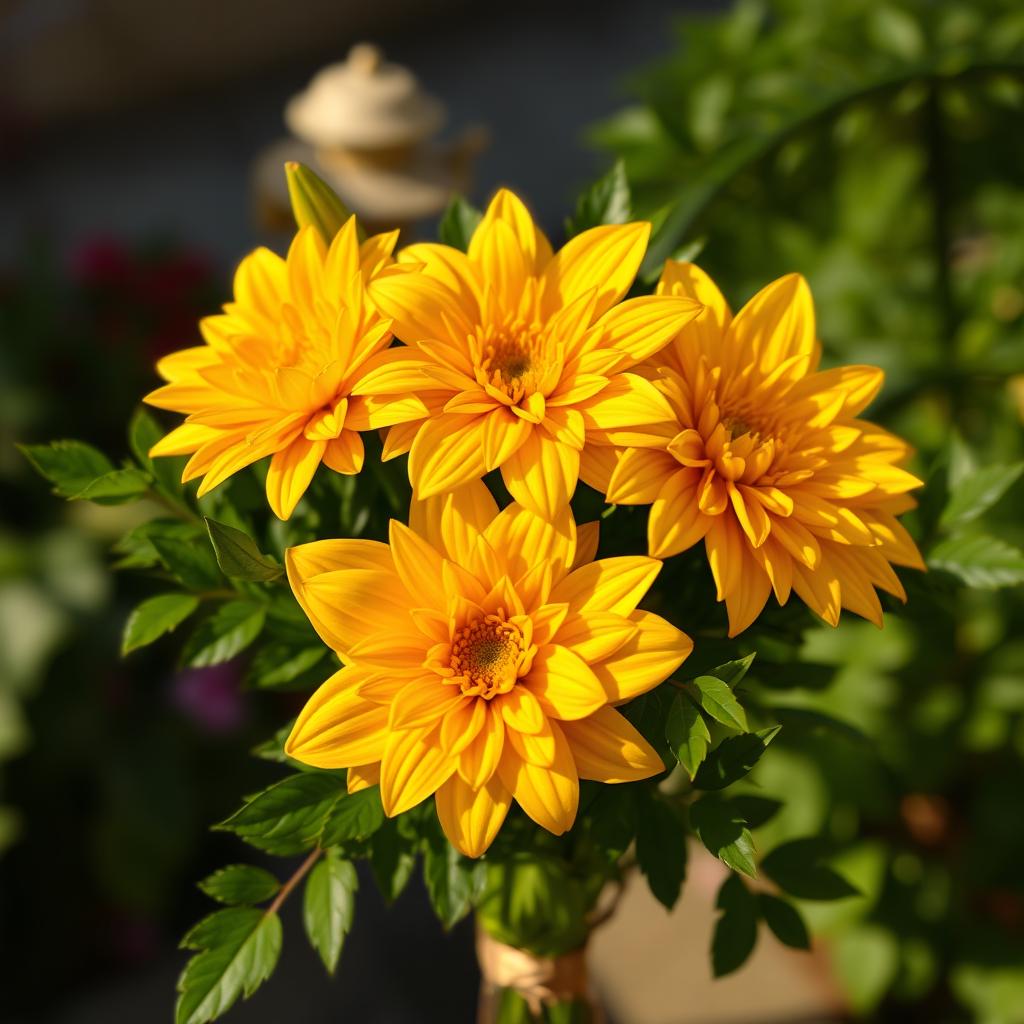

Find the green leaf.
xmin=319 ymin=786 xmax=386 ymax=845
xmin=247 ymin=644 xmax=328 ymax=690
xmin=129 ymin=406 xmax=185 ymax=496
xmin=368 ymin=818 xmax=416 ymax=903
xmin=439 ymin=195 xmax=483 ymax=251
xmin=204 ymin=518 xmax=283 ymax=582
xmin=833 ymin=924 xmax=899 ymax=1013
xmin=940 ymin=462 xmax=1024 ymax=529
xmin=636 ymin=795 xmax=687 ymax=910
xmin=199 ymin=865 xmax=281 ymax=906
xmin=665 ymin=693 xmax=710 ymax=779
xmin=182 ymin=601 xmax=266 ymax=668
xmin=707 ymin=653 xmax=756 ymax=688
xmin=423 ymin=827 xmax=485 ymax=930
xmin=176 ymin=907 xmax=282 ymax=1024
xmin=285 ymin=161 xmax=353 ymax=242
xmin=770 ymin=706 xmax=869 ymax=745
xmin=929 ymin=534 xmax=1024 ymax=589
xmin=565 ymin=159 xmax=631 ymax=236
xmin=724 ymin=795 xmax=783 ymax=829
xmin=711 ymin=875 xmax=758 ymax=977
xmin=19 ymin=440 xmax=114 ymax=498
xmin=150 ymin=533 xmax=223 ymax=590
xmin=217 ymin=773 xmax=344 ymax=855
xmin=693 ymin=726 xmax=780 ymax=790
xmin=113 ymin=519 xmax=203 ymax=570
xmin=302 ymin=850 xmax=357 ymax=975
xmin=758 ymin=894 xmax=810 ymax=950
xmin=761 ymin=838 xmax=860 ymax=901
xmin=71 ymin=466 xmax=151 ymax=504
xmin=689 ymin=797 xmax=757 ymax=878
xmin=122 ymin=593 xmax=199 ymax=654
xmin=689 ymin=675 xmax=749 ymax=731
xmin=495 ymin=988 xmax=535 ymax=1024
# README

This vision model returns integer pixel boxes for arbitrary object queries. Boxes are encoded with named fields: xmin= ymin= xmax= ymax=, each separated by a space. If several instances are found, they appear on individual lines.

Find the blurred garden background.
xmin=3 ymin=1 xmax=1024 ymax=1022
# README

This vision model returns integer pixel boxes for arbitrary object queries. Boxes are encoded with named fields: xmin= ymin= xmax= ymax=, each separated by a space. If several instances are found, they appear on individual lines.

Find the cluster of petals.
xmin=581 ymin=262 xmax=926 ymax=635
xmin=284 ymin=481 xmax=693 ymax=857
xmin=144 ymin=218 xmax=424 ymax=519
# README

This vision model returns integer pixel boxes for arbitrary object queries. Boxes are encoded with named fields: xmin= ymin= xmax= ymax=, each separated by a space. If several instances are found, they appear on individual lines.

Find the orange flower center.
xmin=470 ymin=324 xmax=549 ymax=402
xmin=448 ymin=613 xmax=530 ymax=699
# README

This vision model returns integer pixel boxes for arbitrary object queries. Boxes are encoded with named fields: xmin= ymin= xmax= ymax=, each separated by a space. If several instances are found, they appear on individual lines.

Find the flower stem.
xmin=268 ymin=848 xmax=322 ymax=916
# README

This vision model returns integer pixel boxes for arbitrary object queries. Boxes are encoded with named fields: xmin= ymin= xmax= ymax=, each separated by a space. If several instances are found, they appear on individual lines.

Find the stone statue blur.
xmin=254 ymin=43 xmax=486 ymax=235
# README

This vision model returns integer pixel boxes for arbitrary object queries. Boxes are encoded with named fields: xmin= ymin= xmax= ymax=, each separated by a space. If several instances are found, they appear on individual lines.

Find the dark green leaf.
xmin=623 ymin=684 xmax=673 ymax=764
xmin=129 ymin=406 xmax=185 ymax=496
xmin=176 ymin=907 xmax=282 ymax=1024
xmin=770 ymin=706 xmax=869 ymax=745
xmin=18 ymin=440 xmax=113 ymax=498
xmin=199 ymin=865 xmax=281 ymax=906
xmin=302 ymin=850 xmax=357 ymax=975
xmin=217 ymin=773 xmax=344 ymax=855
xmin=724 ymin=795 xmax=783 ymax=829
xmin=247 ymin=644 xmax=328 ymax=690
xmin=758 ymin=894 xmax=810 ymax=950
xmin=665 ymin=693 xmax=710 ymax=778
xmin=72 ymin=466 xmax=151 ymax=504
xmin=368 ymin=818 xmax=416 ymax=903
xmin=693 ymin=727 xmax=780 ymax=790
xmin=689 ymin=675 xmax=749 ymax=731
xmin=150 ymin=533 xmax=223 ymax=590
xmin=183 ymin=601 xmax=266 ymax=668
xmin=204 ymin=518 xmax=283 ymax=582
xmin=439 ymin=196 xmax=483 ymax=250
xmin=761 ymin=838 xmax=860 ymax=901
xmin=423 ymin=826 xmax=486 ymax=930
xmin=122 ymin=593 xmax=199 ymax=654
xmin=636 ymin=795 xmax=687 ymax=910
xmin=565 ymin=160 xmax=631 ymax=236
xmin=320 ymin=787 xmax=386 ymax=845
xmin=113 ymin=519 xmax=203 ymax=570
xmin=689 ymin=797 xmax=757 ymax=878
xmin=584 ymin=784 xmax=639 ymax=856
xmin=939 ymin=462 xmax=1024 ymax=529
xmin=929 ymin=534 xmax=1024 ymax=589
xmin=711 ymin=874 xmax=758 ymax=977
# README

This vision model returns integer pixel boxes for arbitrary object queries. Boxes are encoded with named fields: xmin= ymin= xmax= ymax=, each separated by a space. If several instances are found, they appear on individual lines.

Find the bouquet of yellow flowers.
xmin=23 ymin=162 xmax=925 ymax=1022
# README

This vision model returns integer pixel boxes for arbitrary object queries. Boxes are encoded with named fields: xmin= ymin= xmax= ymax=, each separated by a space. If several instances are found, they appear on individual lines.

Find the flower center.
xmin=471 ymin=324 xmax=547 ymax=402
xmin=449 ymin=614 xmax=529 ymax=699
xmin=722 ymin=413 xmax=755 ymax=439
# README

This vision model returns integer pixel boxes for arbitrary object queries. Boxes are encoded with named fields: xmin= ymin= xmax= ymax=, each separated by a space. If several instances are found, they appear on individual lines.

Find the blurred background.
xmin=3 ymin=1 xmax=1024 ymax=1022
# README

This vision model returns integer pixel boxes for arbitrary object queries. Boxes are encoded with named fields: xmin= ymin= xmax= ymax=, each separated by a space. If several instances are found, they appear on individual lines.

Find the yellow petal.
xmin=577 ymin=373 xmax=674 ymax=435
xmin=497 ymin=721 xmax=579 ymax=836
xmin=525 ymin=644 xmax=608 ymax=720
xmin=501 ymin=431 xmax=580 ymax=519
xmin=409 ymin=414 xmax=489 ymax=499
xmin=553 ymin=610 xmax=637 ymax=663
xmin=435 ymin=772 xmax=512 ymax=859
xmin=482 ymin=502 xmax=577 ymax=586
xmin=265 ymin=436 xmax=326 ymax=520
xmin=727 ymin=272 xmax=816 ymax=375
xmin=285 ymin=667 xmax=389 ymax=768
xmin=410 ymin=479 xmax=499 ymax=564
xmin=389 ymin=676 xmax=465 ymax=731
xmin=656 ymin=260 xmax=733 ymax=352
xmin=458 ymin=705 xmax=506 ymax=788
xmin=469 ymin=188 xmax=552 ymax=273
xmin=584 ymin=294 xmax=702 ymax=368
xmin=648 ymin=470 xmax=710 ymax=558
xmin=369 ymin=266 xmax=474 ymax=345
xmin=497 ymin=687 xmax=546 ymax=735
xmin=561 ymin=706 xmax=664 ymax=782
xmin=379 ymin=723 xmax=457 ymax=817
xmin=550 ymin=556 xmax=660 ymax=616
xmin=591 ymin=609 xmax=693 ymax=703
xmin=287 ymin=537 xmax=393 ymax=579
xmin=321 ymin=431 xmax=364 ymax=475
xmin=606 ymin=446 xmax=677 ymax=505
xmin=347 ymin=763 xmax=381 ymax=794
xmin=388 ymin=520 xmax=446 ymax=609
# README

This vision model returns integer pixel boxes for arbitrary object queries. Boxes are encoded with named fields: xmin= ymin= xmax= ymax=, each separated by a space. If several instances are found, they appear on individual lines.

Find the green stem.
xmin=267 ymin=847 xmax=321 ymax=917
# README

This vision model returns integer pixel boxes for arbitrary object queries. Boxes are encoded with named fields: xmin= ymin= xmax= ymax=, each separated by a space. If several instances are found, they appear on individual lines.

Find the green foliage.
xmin=176 ymin=907 xmax=282 ymax=1024
xmin=758 ymin=894 xmax=810 ymax=951
xmin=693 ymin=726 xmax=780 ymax=790
xmin=761 ymin=838 xmax=860 ymax=901
xmin=689 ymin=796 xmax=757 ymax=878
xmin=122 ymin=593 xmax=199 ymax=654
xmin=422 ymin=817 xmax=486 ymax=930
xmin=665 ymin=692 xmax=710 ymax=778
xmin=203 ymin=518 xmax=282 ymax=582
xmin=564 ymin=160 xmax=631 ymax=236
xmin=687 ymin=675 xmax=749 ymax=732
xmin=285 ymin=162 xmax=354 ymax=243
xmin=198 ymin=865 xmax=281 ymax=906
xmin=711 ymin=874 xmax=758 ymax=977
xmin=181 ymin=601 xmax=266 ymax=668
xmin=635 ymin=793 xmax=687 ymax=910
xmin=319 ymin=786 xmax=386 ymax=845
xmin=150 ymin=533 xmax=222 ymax=591
xmin=302 ymin=850 xmax=357 ymax=974
xmin=439 ymin=196 xmax=483 ymax=250
xmin=929 ymin=534 xmax=1024 ymax=588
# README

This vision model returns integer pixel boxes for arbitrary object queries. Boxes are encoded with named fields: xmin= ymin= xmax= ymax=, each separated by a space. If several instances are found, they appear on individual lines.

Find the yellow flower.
xmin=581 ymin=263 xmax=925 ymax=636
xmin=356 ymin=189 xmax=703 ymax=518
xmin=283 ymin=482 xmax=692 ymax=857
xmin=144 ymin=219 xmax=424 ymax=519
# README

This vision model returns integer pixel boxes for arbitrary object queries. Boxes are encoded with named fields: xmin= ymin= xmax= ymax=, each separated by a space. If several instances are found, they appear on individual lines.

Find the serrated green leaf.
xmin=303 ymin=850 xmax=357 ymax=975
xmin=113 ymin=519 xmax=203 ymax=570
xmin=707 ymin=653 xmax=756 ymax=688
xmin=199 ymin=865 xmax=281 ymax=906
xmin=689 ymin=797 xmax=757 ymax=878
xmin=19 ymin=440 xmax=114 ymax=498
xmin=71 ymin=466 xmax=151 ymax=503
xmin=689 ymin=675 xmax=749 ymax=731
xmin=712 ymin=874 xmax=758 ymax=977
xmin=130 ymin=407 xmax=185 ymax=496
xmin=247 ymin=644 xmax=328 ymax=690
xmin=217 ymin=773 xmax=344 ymax=855
xmin=636 ymin=795 xmax=687 ymax=910
xmin=758 ymin=893 xmax=810 ymax=950
xmin=423 ymin=824 xmax=485 ymax=930
xmin=320 ymin=786 xmax=386 ymax=845
xmin=940 ymin=462 xmax=1024 ymax=530
xmin=183 ymin=601 xmax=266 ymax=668
xmin=665 ymin=693 xmax=710 ymax=778
xmin=761 ymin=838 xmax=860 ymax=901
xmin=285 ymin=161 xmax=353 ymax=242
xmin=929 ymin=534 xmax=1024 ymax=589
xmin=565 ymin=159 xmax=631 ymax=236
xmin=122 ymin=592 xmax=199 ymax=654
xmin=204 ymin=518 xmax=282 ymax=582
xmin=176 ymin=907 xmax=281 ymax=1024
xmin=693 ymin=726 xmax=780 ymax=790
xmin=150 ymin=533 xmax=223 ymax=590
xmin=439 ymin=195 xmax=483 ymax=251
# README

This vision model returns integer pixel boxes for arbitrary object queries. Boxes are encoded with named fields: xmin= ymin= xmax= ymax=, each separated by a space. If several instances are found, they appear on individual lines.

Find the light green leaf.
xmin=939 ymin=462 xmax=1024 ymax=529
xmin=204 ymin=518 xmax=282 ymax=582
xmin=19 ymin=440 xmax=115 ymax=498
xmin=319 ymin=786 xmax=386 ymax=845
xmin=439 ymin=195 xmax=483 ymax=251
xmin=122 ymin=593 xmax=199 ymax=654
xmin=303 ymin=850 xmax=357 ymax=975
xmin=689 ymin=675 xmax=749 ymax=731
xmin=247 ymin=644 xmax=327 ymax=689
xmin=665 ymin=693 xmax=710 ymax=778
xmin=689 ymin=797 xmax=757 ymax=878
xmin=285 ymin=162 xmax=353 ymax=242
xmin=833 ymin=924 xmax=899 ymax=1013
xmin=708 ymin=653 xmax=756 ymax=687
xmin=71 ymin=467 xmax=151 ymax=504
xmin=176 ymin=907 xmax=282 ymax=1024
xmin=183 ymin=601 xmax=266 ymax=668
xmin=199 ymin=865 xmax=281 ymax=906
xmin=150 ymin=533 xmax=223 ymax=590
xmin=929 ymin=534 xmax=1024 ymax=589
xmin=130 ymin=406 xmax=185 ymax=496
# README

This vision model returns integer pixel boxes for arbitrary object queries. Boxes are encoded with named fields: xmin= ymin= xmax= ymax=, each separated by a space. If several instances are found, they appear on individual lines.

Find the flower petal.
xmin=265 ymin=436 xmax=326 ymax=520
xmin=591 ymin=609 xmax=693 ymax=703
xmin=525 ymin=644 xmax=608 ymax=720
xmin=379 ymin=723 xmax=457 ymax=817
xmin=497 ymin=721 xmax=579 ymax=835
xmin=409 ymin=479 xmax=498 ymax=563
xmin=409 ymin=414 xmax=489 ymax=499
xmin=435 ymin=771 xmax=512 ymax=859
xmin=560 ymin=706 xmax=663 ymax=782
xmin=501 ymin=432 xmax=580 ymax=519
xmin=550 ymin=556 xmax=660 ymax=616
